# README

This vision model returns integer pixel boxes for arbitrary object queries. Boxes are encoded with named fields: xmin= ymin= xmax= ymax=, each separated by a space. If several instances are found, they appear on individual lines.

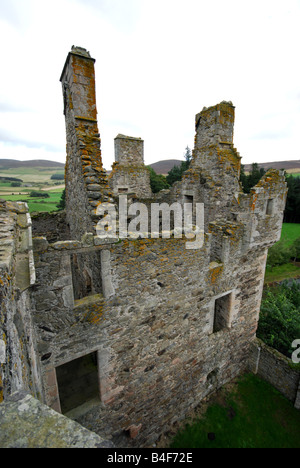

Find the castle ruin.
xmin=0 ymin=46 xmax=297 ymax=448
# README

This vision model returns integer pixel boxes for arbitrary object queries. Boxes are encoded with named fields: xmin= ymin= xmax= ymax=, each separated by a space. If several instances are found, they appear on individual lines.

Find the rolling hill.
xmin=149 ymin=159 xmax=300 ymax=175
xmin=0 ymin=159 xmax=65 ymax=169
xmin=244 ymin=160 xmax=300 ymax=173
xmin=149 ymin=159 xmax=182 ymax=175
xmin=1 ymin=157 xmax=299 ymax=176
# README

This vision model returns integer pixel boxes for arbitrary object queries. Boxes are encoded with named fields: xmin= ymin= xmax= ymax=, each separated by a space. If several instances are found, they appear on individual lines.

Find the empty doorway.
xmin=56 ymin=352 xmax=100 ymax=414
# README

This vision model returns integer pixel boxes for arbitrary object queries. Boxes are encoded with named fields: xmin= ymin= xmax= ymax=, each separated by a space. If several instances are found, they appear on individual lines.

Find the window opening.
xmin=71 ymin=251 xmax=102 ymax=300
xmin=213 ymin=292 xmax=232 ymax=333
xmin=266 ymin=199 xmax=274 ymax=216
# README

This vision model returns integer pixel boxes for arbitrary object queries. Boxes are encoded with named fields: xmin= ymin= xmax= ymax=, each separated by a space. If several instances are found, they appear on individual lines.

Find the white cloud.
xmin=0 ymin=0 xmax=299 ymax=170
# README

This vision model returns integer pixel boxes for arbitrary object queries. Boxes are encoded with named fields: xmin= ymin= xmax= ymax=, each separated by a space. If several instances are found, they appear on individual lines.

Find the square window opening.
xmin=71 ymin=251 xmax=102 ymax=301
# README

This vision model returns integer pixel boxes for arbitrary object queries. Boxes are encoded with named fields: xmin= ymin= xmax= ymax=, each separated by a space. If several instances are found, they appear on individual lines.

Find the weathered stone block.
xmin=33 ymin=237 xmax=49 ymax=252
xmin=86 ymin=184 xmax=102 ymax=191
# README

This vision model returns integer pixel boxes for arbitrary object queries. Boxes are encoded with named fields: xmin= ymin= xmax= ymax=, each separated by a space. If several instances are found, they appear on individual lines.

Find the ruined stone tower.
xmin=60 ymin=46 xmax=108 ymax=239
xmin=0 ymin=47 xmax=297 ymax=449
xmin=109 ymin=134 xmax=152 ymax=198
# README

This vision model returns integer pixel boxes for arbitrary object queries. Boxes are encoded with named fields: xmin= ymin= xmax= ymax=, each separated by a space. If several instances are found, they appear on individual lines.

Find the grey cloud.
xmin=0 ymin=102 xmax=30 ymax=113
xmin=0 ymin=129 xmax=64 ymax=153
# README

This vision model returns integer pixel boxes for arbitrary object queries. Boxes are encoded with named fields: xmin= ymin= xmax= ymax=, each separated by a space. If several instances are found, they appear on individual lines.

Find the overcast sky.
xmin=0 ymin=0 xmax=300 ymax=170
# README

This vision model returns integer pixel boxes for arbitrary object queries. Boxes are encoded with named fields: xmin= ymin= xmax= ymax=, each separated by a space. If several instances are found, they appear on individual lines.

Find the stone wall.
xmin=0 ymin=201 xmax=116 ymax=448
xmin=249 ymin=338 xmax=300 ymax=409
xmin=0 ymin=200 xmax=42 ymax=402
xmin=29 ymin=215 xmax=278 ymax=446
xmin=31 ymin=211 xmax=70 ymax=243
xmin=0 ymin=391 xmax=113 ymax=448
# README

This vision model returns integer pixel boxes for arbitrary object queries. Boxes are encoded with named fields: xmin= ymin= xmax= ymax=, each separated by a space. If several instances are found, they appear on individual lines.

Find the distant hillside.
xmin=244 ymin=160 xmax=300 ymax=173
xmin=149 ymin=159 xmax=300 ymax=175
xmin=0 ymin=159 xmax=65 ymax=169
xmin=149 ymin=159 xmax=182 ymax=175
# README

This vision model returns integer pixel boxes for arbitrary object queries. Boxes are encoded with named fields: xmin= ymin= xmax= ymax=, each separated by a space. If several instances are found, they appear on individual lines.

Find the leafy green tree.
xmin=30 ymin=191 xmax=50 ymax=198
xmin=257 ymin=281 xmax=300 ymax=358
xmin=290 ymin=237 xmax=300 ymax=262
xmin=57 ymin=189 xmax=66 ymax=210
xmin=147 ymin=168 xmax=169 ymax=193
xmin=266 ymin=240 xmax=291 ymax=270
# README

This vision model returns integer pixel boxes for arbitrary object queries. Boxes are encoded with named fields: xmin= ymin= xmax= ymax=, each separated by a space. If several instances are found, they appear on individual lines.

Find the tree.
xmin=283 ymin=175 xmax=300 ymax=223
xmin=257 ymin=281 xmax=300 ymax=358
xmin=184 ymin=146 xmax=192 ymax=166
xmin=240 ymin=163 xmax=266 ymax=194
xmin=290 ymin=237 xmax=300 ymax=262
xmin=239 ymin=165 xmax=300 ymax=224
xmin=57 ymin=189 xmax=66 ymax=210
xmin=147 ymin=168 xmax=169 ymax=193
xmin=166 ymin=164 xmax=183 ymax=186
xmin=166 ymin=146 xmax=192 ymax=186
xmin=30 ymin=191 xmax=50 ymax=198
xmin=266 ymin=240 xmax=291 ymax=270
xmin=51 ymin=174 xmax=65 ymax=181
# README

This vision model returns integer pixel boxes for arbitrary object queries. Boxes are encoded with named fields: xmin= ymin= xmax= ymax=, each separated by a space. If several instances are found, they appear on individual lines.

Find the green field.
xmin=0 ymin=165 xmax=64 ymax=213
xmin=265 ymin=263 xmax=300 ymax=284
xmin=264 ymin=223 xmax=300 ymax=284
xmin=169 ymin=373 xmax=300 ymax=448
xmin=0 ymin=166 xmax=64 ymax=184
xmin=281 ymin=223 xmax=300 ymax=246
xmin=0 ymin=188 xmax=64 ymax=213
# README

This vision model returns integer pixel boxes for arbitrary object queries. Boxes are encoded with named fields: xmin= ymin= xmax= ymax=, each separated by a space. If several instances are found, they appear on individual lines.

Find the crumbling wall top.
xmin=195 ymin=101 xmax=235 ymax=148
xmin=114 ymin=134 xmax=145 ymax=166
xmin=60 ymin=46 xmax=95 ymax=83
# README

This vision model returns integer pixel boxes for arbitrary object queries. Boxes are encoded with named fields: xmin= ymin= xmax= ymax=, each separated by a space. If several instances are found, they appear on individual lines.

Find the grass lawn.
xmin=265 ymin=263 xmax=300 ymax=284
xmin=169 ymin=373 xmax=300 ymax=448
xmin=264 ymin=223 xmax=300 ymax=284
xmin=281 ymin=223 xmax=300 ymax=246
